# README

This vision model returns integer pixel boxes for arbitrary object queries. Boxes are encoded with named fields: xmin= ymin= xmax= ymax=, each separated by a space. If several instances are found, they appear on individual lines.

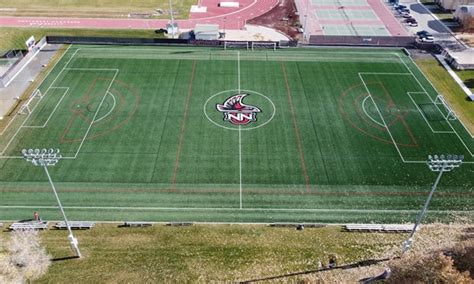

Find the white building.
xmin=194 ymin=24 xmax=220 ymax=40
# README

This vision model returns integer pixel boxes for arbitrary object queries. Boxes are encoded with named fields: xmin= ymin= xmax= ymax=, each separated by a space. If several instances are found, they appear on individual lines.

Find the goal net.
xmin=251 ymin=42 xmax=277 ymax=51
xmin=18 ymin=89 xmax=42 ymax=115
xmin=224 ymin=41 xmax=249 ymax=50
xmin=434 ymin=95 xmax=457 ymax=120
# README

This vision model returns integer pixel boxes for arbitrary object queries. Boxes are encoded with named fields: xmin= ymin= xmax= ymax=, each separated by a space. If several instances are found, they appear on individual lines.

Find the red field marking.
xmin=61 ymin=79 xmax=140 ymax=143
xmin=378 ymin=82 xmax=419 ymax=147
xmin=280 ymin=63 xmax=312 ymax=193
xmin=170 ymin=61 xmax=197 ymax=190
xmin=338 ymin=83 xmax=418 ymax=148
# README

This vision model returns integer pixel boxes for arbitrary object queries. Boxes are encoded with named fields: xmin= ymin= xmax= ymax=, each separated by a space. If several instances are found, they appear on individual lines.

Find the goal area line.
xmin=359 ymin=71 xmax=474 ymax=163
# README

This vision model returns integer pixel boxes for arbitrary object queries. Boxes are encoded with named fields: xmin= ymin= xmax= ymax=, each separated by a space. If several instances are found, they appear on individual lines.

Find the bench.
xmin=54 ymin=221 xmax=95 ymax=230
xmin=382 ymin=224 xmax=414 ymax=232
xmin=345 ymin=224 xmax=415 ymax=233
xmin=166 ymin=222 xmax=193 ymax=226
xmin=345 ymin=224 xmax=384 ymax=232
xmin=120 ymin=222 xmax=153 ymax=228
xmin=9 ymin=222 xmax=48 ymax=231
xmin=269 ymin=223 xmax=326 ymax=228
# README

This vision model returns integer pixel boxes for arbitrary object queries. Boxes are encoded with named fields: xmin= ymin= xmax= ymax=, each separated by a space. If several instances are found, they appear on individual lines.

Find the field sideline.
xmin=0 ymin=45 xmax=472 ymax=223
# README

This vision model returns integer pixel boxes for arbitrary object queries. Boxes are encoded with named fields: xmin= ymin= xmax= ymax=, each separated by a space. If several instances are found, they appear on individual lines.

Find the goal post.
xmin=18 ymin=89 xmax=42 ymax=115
xmin=251 ymin=41 xmax=277 ymax=51
xmin=224 ymin=41 xmax=249 ymax=50
xmin=434 ymin=95 xmax=457 ymax=120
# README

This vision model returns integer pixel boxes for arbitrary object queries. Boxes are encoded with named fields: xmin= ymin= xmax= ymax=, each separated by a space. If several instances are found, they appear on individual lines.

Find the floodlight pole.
xmin=22 ymin=148 xmax=81 ymax=258
xmin=169 ymin=0 xmax=175 ymax=39
xmin=402 ymin=154 xmax=464 ymax=254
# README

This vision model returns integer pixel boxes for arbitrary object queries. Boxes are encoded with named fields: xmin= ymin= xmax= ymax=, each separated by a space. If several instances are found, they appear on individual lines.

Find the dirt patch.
xmin=247 ymin=0 xmax=302 ymax=40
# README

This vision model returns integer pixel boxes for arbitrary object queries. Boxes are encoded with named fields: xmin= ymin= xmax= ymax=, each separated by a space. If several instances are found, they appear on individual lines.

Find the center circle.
xmin=204 ymin=89 xmax=276 ymax=131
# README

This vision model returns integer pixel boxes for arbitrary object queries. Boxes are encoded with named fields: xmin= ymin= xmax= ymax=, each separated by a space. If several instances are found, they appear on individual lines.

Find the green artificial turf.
xmin=0 ymin=46 xmax=472 ymax=223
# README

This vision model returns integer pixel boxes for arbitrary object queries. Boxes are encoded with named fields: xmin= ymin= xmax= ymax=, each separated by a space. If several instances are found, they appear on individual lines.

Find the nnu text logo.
xmin=216 ymin=94 xmax=261 ymax=125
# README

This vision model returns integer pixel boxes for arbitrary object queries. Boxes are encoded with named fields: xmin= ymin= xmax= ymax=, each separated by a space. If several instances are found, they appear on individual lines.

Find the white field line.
xmin=359 ymin=72 xmax=474 ymax=164
xmin=0 ymin=46 xmax=118 ymax=159
xmin=237 ymin=51 xmax=243 ymax=210
xmin=0 ymin=45 xmax=72 ymax=136
xmin=22 ymin=87 xmax=69 ymax=128
xmin=407 ymin=92 xmax=454 ymax=134
xmin=361 ymin=95 xmax=384 ymax=127
xmin=93 ymin=92 xmax=116 ymax=124
xmin=358 ymin=73 xmax=406 ymax=162
xmin=403 ymin=55 xmax=473 ymax=139
xmin=395 ymin=54 xmax=473 ymax=157
xmin=71 ymin=69 xmax=118 ymax=159
xmin=0 ymin=46 xmax=78 ymax=156
xmin=0 ymin=205 xmax=472 ymax=214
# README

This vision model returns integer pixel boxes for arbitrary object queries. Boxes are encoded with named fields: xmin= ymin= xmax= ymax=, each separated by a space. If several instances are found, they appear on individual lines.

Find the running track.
xmin=0 ymin=0 xmax=279 ymax=30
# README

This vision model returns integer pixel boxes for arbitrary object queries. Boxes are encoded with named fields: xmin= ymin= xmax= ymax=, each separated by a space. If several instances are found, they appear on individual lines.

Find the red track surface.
xmin=0 ymin=0 xmax=279 ymax=30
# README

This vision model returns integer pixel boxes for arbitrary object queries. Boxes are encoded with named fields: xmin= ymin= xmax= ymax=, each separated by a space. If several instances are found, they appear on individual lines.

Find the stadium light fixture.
xmin=169 ymin=0 xmax=175 ymax=39
xmin=21 ymin=148 xmax=82 ymax=258
xmin=402 ymin=154 xmax=464 ymax=254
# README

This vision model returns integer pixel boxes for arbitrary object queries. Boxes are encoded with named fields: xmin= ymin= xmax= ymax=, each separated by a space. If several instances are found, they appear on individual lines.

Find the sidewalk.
xmin=0 ymin=44 xmax=60 ymax=119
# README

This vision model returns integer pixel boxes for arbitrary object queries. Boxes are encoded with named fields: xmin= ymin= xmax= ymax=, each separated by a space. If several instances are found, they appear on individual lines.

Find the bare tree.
xmin=0 ymin=230 xmax=51 ymax=283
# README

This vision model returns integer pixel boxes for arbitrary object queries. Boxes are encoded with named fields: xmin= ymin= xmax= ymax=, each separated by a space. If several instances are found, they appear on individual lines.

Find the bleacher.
xmin=344 ymin=224 xmax=414 ymax=233
xmin=9 ymin=222 xmax=49 ymax=231
xmin=120 ymin=221 xmax=153 ymax=228
xmin=269 ymin=223 xmax=326 ymax=228
xmin=54 ymin=221 xmax=95 ymax=230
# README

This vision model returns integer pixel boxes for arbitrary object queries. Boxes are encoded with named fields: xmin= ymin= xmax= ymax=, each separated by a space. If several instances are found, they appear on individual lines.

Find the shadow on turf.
xmin=240 ymin=256 xmax=399 ymax=283
xmin=51 ymin=256 xmax=80 ymax=262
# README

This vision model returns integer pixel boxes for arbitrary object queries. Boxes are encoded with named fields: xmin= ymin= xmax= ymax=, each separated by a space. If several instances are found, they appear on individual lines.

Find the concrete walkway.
xmin=0 ymin=44 xmax=60 ymax=119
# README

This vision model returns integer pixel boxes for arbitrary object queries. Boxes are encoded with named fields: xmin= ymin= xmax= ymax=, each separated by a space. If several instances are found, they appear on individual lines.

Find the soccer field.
xmin=0 ymin=45 xmax=472 ymax=223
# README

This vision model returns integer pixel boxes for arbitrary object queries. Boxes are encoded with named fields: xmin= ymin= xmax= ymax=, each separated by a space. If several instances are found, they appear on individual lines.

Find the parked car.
xmin=393 ymin=3 xmax=407 ymax=9
xmin=396 ymin=7 xmax=410 ymax=12
xmin=405 ymin=18 xmax=418 ymax=26
xmin=420 ymin=36 xmax=434 ymax=42
xmin=402 ymin=12 xmax=412 ymax=18
xmin=416 ymin=30 xmax=432 ymax=37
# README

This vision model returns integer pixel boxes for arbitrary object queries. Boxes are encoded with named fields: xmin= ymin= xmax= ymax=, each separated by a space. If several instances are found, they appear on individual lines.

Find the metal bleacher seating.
xmin=9 ymin=222 xmax=49 ymax=231
xmin=344 ymin=224 xmax=415 ymax=233
xmin=54 ymin=221 xmax=95 ymax=230
xmin=120 ymin=221 xmax=153 ymax=228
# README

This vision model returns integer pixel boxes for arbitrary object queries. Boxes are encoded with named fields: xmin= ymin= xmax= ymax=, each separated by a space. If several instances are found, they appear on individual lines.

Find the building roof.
xmin=194 ymin=24 xmax=220 ymax=34
xmin=446 ymin=48 xmax=474 ymax=65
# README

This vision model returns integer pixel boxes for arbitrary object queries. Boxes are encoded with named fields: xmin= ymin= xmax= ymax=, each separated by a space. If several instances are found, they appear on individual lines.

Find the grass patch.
xmin=0 ymin=46 xmax=472 ymax=223
xmin=2 ymin=224 xmax=403 ymax=282
xmin=0 ymin=27 xmax=164 ymax=50
xmin=415 ymin=58 xmax=474 ymax=133
xmin=455 ymin=69 xmax=474 ymax=91
xmin=0 ymin=0 xmax=196 ymax=19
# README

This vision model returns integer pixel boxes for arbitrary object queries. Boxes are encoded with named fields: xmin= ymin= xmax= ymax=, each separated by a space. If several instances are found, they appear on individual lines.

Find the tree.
xmin=0 ymin=230 xmax=51 ymax=282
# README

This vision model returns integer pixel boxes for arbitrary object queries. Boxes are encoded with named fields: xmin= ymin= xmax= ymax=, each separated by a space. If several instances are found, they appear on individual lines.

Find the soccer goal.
xmin=18 ymin=89 xmax=42 ymax=115
xmin=251 ymin=41 xmax=277 ymax=51
xmin=434 ymin=95 xmax=457 ymax=120
xmin=224 ymin=41 xmax=249 ymax=50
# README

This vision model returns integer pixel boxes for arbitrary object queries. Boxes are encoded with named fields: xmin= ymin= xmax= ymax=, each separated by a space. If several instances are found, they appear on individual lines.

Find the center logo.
xmin=216 ymin=94 xmax=261 ymax=125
